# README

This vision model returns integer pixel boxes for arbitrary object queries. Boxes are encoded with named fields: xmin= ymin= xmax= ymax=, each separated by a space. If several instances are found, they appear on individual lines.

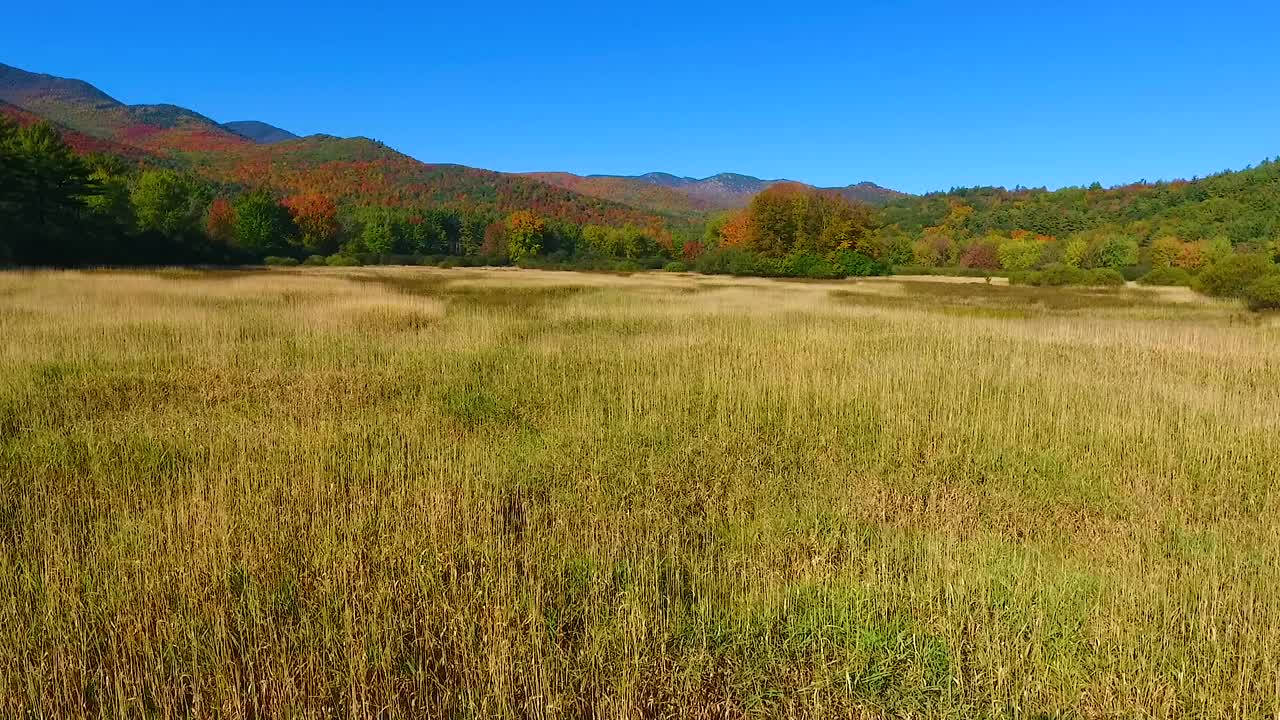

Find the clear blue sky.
xmin=6 ymin=1 xmax=1279 ymax=193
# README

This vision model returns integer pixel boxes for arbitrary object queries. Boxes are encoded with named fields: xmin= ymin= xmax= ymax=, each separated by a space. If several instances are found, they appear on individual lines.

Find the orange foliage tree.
xmin=283 ymin=194 xmax=339 ymax=253
xmin=205 ymin=198 xmax=236 ymax=245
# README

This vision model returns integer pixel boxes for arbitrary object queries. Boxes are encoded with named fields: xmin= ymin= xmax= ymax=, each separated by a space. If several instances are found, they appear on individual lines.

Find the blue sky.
xmin=6 ymin=1 xmax=1279 ymax=193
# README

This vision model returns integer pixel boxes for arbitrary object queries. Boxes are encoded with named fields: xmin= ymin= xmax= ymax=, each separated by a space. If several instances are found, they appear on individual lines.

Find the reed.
xmin=1 ymin=267 xmax=1276 ymax=718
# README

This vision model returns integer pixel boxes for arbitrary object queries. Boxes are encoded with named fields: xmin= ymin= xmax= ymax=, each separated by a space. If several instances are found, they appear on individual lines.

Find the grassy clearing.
xmin=1 ymin=267 xmax=1278 ymax=718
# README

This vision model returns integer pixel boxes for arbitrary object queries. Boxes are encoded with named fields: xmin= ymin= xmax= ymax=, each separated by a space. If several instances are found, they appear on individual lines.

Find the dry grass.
xmin=1 ymin=266 xmax=1278 ymax=718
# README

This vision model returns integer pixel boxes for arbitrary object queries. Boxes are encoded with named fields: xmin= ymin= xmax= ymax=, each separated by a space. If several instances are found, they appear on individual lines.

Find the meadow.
xmin=1 ymin=267 xmax=1278 ymax=718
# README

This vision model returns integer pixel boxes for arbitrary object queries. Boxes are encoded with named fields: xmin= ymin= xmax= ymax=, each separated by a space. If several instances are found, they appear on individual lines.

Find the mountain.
xmin=829 ymin=181 xmax=911 ymax=206
xmin=610 ymin=172 xmax=780 ymax=208
xmin=222 ymin=120 xmax=299 ymax=144
xmin=0 ymin=62 xmax=248 ymax=153
xmin=624 ymin=172 xmax=908 ymax=207
xmin=0 ymin=62 xmax=676 ymax=231
xmin=526 ymin=170 xmax=908 ymax=216
xmin=0 ymin=99 xmax=154 ymax=160
xmin=521 ymin=172 xmax=722 ymax=219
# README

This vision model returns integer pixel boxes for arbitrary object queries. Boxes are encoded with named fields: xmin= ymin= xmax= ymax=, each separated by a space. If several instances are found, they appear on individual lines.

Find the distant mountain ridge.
xmin=222 ymin=120 xmax=299 ymax=144
xmin=603 ymin=172 xmax=790 ymax=208
xmin=0 ymin=62 xmax=249 ymax=153
xmin=526 ymin=171 xmax=908 ymax=215
xmin=0 ymin=61 xmax=678 ymax=231
xmin=617 ymin=172 xmax=907 ymax=206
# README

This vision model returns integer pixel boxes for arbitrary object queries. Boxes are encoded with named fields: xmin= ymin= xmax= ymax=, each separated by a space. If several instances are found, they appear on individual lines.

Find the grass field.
xmin=2 ymin=267 xmax=1278 ymax=718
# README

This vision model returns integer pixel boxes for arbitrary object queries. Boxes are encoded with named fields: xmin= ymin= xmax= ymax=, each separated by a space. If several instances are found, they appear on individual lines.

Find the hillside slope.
xmin=0 ymin=62 xmax=675 ymax=230
xmin=523 ymin=172 xmax=721 ymax=218
xmin=528 ymin=170 xmax=908 ymax=215
xmin=222 ymin=120 xmax=299 ymax=144
xmin=0 ymin=99 xmax=154 ymax=160
xmin=0 ymin=63 xmax=249 ymax=153
xmin=879 ymin=163 xmax=1280 ymax=248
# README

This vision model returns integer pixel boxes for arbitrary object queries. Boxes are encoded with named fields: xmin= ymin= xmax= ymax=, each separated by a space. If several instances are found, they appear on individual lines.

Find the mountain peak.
xmin=0 ymin=62 xmax=121 ymax=108
xmin=221 ymin=120 xmax=300 ymax=145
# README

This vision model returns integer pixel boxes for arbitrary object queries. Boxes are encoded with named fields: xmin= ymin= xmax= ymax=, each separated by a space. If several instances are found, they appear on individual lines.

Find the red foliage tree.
xmin=206 ymin=198 xmax=236 ymax=245
xmin=718 ymin=212 xmax=752 ymax=248
xmin=282 ymin=194 xmax=339 ymax=253
xmin=959 ymin=242 xmax=1000 ymax=269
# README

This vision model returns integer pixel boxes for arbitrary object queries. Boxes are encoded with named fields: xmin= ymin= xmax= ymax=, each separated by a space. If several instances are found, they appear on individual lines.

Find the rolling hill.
xmin=616 ymin=172 xmax=907 ymax=207
xmin=3 ymin=61 xmax=913 ymax=233
xmin=522 ymin=172 xmax=723 ymax=219
xmin=0 ymin=62 xmax=677 ymax=230
xmin=526 ymin=170 xmax=908 ymax=216
xmin=222 ymin=120 xmax=299 ymax=144
xmin=0 ymin=99 xmax=155 ymax=160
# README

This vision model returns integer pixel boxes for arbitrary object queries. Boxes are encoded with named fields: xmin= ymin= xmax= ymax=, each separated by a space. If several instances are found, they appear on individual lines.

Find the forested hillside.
xmin=0 ymin=63 xmax=675 ymax=233
xmin=2 ymin=59 xmax=1279 ymax=308
xmin=527 ymin=170 xmax=907 ymax=215
xmin=835 ymin=162 xmax=1280 ymax=289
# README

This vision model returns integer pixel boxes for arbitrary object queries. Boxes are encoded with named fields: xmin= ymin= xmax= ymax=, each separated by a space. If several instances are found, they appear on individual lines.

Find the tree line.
xmin=3 ymin=116 xmax=1278 ymax=306
xmin=0 ymin=118 xmax=679 ymax=269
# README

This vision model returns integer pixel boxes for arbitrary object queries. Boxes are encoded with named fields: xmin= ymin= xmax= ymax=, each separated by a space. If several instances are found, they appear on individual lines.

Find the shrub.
xmin=1088 ymin=268 xmax=1126 ymax=286
xmin=1245 ymin=272 xmax=1280 ymax=310
xmin=1194 ymin=254 xmax=1277 ymax=298
xmin=1139 ymin=267 xmax=1192 ymax=287
xmin=263 ymin=256 xmax=299 ymax=266
xmin=1033 ymin=263 xmax=1090 ymax=286
xmin=829 ymin=249 xmax=889 ymax=277
xmin=303 ymin=255 xmax=327 ymax=266
xmin=1011 ymin=264 xmax=1124 ymax=287
xmin=694 ymin=247 xmax=760 ymax=276
xmin=781 ymin=252 xmax=845 ymax=279
xmin=663 ymin=261 xmax=689 ymax=273
xmin=892 ymin=265 xmax=993 ymax=278
xmin=958 ymin=242 xmax=1000 ymax=270
xmin=326 ymin=254 xmax=362 ymax=267
xmin=611 ymin=260 xmax=643 ymax=274
xmin=751 ymin=255 xmax=785 ymax=277
xmin=1119 ymin=265 xmax=1146 ymax=282
xmin=997 ymin=239 xmax=1044 ymax=271
xmin=1096 ymin=235 xmax=1140 ymax=269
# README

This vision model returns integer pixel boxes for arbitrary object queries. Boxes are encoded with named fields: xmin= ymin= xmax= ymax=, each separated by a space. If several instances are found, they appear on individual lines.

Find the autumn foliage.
xmin=283 ymin=194 xmax=340 ymax=253
xmin=205 ymin=198 xmax=236 ymax=244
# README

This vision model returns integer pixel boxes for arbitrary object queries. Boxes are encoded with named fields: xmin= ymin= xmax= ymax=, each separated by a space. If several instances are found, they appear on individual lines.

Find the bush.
xmin=1119 ymin=265 xmax=1147 ymax=282
xmin=1033 ymin=263 xmax=1090 ymax=286
xmin=1087 ymin=268 xmax=1126 ymax=286
xmin=1139 ymin=267 xmax=1192 ymax=287
xmin=355 ymin=253 xmax=422 ymax=266
xmin=1194 ymin=254 xmax=1278 ymax=298
xmin=1011 ymin=264 xmax=1124 ymax=287
xmin=438 ymin=259 xmax=457 ymax=269
xmin=263 ymin=256 xmax=299 ymax=266
xmin=325 ymin=254 xmax=362 ymax=267
xmin=1245 ymin=272 xmax=1280 ymax=310
xmin=663 ymin=261 xmax=689 ymax=272
xmin=830 ymin=249 xmax=889 ymax=277
xmin=892 ymin=266 xmax=994 ymax=278
xmin=611 ymin=260 xmax=643 ymax=274
xmin=303 ymin=255 xmax=327 ymax=266
xmin=693 ymin=247 xmax=761 ymax=276
xmin=997 ymin=239 xmax=1044 ymax=271
xmin=781 ymin=252 xmax=845 ymax=279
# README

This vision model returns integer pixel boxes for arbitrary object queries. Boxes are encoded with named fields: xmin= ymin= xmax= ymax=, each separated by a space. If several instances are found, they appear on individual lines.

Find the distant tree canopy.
xmin=0 ymin=119 xmax=674 ymax=269
xmin=3 ymin=117 xmax=1279 ymax=296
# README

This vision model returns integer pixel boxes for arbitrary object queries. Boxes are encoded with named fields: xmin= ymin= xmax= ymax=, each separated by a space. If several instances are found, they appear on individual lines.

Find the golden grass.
xmin=1 ymin=267 xmax=1277 ymax=718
